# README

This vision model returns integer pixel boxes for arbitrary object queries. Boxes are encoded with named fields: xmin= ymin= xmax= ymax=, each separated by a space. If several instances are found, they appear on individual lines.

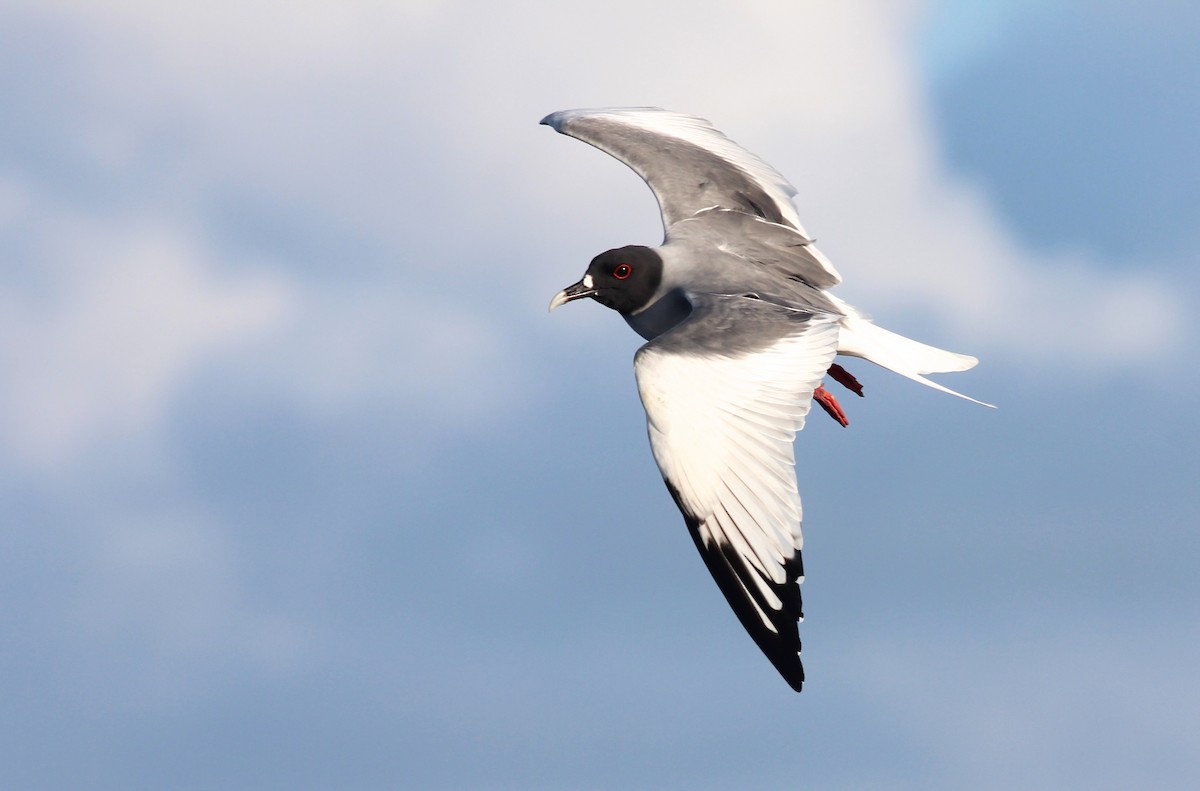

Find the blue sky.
xmin=2 ymin=2 xmax=1198 ymax=789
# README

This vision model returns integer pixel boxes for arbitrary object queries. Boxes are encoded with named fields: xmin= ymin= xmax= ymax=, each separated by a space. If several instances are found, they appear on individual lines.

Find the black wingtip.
xmin=663 ymin=480 xmax=808 ymax=693
xmin=777 ymin=651 xmax=805 ymax=692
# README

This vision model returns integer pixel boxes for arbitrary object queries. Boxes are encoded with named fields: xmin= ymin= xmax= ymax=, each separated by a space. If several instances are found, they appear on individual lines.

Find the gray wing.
xmin=634 ymin=294 xmax=841 ymax=691
xmin=541 ymin=107 xmax=811 ymax=234
xmin=671 ymin=207 xmax=842 ymax=289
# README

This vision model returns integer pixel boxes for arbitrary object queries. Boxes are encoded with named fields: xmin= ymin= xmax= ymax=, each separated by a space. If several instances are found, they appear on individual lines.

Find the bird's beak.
xmin=548 ymin=278 xmax=596 ymax=312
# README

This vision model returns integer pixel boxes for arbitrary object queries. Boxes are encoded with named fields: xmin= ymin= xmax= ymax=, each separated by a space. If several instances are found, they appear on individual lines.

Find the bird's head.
xmin=548 ymin=245 xmax=663 ymax=315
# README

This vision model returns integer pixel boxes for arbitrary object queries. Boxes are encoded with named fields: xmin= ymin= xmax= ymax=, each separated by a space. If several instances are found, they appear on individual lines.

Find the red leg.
xmin=813 ymin=385 xmax=849 ymax=428
xmin=828 ymin=363 xmax=864 ymax=397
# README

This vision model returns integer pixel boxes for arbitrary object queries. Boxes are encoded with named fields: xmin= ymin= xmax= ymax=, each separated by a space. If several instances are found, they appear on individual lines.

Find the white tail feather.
xmin=835 ymin=313 xmax=994 ymax=408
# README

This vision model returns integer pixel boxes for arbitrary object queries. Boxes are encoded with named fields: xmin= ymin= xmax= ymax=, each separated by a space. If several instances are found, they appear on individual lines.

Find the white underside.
xmin=636 ymin=317 xmax=840 ymax=631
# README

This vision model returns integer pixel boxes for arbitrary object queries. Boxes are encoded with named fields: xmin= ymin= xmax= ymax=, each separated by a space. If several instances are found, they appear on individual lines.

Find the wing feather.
xmin=542 ymin=107 xmax=809 ymax=233
xmin=542 ymin=108 xmax=843 ymax=288
xmin=633 ymin=295 xmax=839 ymax=690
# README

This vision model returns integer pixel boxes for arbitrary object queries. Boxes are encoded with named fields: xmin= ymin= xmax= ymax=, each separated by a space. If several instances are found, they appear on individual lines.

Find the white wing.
xmin=633 ymin=295 xmax=840 ymax=690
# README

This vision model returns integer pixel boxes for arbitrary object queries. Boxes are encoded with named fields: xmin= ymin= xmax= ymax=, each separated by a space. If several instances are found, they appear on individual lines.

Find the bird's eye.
xmin=613 ymin=264 xmax=632 ymax=280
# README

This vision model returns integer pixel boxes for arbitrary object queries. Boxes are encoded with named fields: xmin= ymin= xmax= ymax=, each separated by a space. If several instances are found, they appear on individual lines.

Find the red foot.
xmin=814 ymin=385 xmax=849 ymax=428
xmin=828 ymin=363 xmax=864 ymax=397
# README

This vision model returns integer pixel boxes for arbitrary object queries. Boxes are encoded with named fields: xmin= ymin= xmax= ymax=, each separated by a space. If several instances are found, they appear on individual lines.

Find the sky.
xmin=2 ymin=1 xmax=1198 ymax=789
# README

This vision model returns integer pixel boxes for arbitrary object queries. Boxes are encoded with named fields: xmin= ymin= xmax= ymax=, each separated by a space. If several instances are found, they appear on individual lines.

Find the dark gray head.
xmin=548 ymin=245 xmax=664 ymax=315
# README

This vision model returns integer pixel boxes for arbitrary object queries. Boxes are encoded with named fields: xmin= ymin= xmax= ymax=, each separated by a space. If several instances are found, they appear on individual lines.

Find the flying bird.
xmin=545 ymin=107 xmax=988 ymax=691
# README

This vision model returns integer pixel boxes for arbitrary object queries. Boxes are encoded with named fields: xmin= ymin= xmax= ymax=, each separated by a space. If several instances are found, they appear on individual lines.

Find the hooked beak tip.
xmin=548 ymin=290 xmax=571 ymax=312
xmin=548 ymin=280 xmax=595 ymax=312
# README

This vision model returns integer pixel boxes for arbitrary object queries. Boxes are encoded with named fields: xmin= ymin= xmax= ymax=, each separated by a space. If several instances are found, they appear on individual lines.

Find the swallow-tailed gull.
xmin=545 ymin=107 xmax=988 ymax=692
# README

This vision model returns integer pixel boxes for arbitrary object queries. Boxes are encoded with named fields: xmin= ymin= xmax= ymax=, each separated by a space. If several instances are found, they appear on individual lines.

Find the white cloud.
xmin=819 ymin=173 xmax=1186 ymax=368
xmin=0 ymin=184 xmax=297 ymax=468
xmin=0 ymin=179 xmax=522 ymax=469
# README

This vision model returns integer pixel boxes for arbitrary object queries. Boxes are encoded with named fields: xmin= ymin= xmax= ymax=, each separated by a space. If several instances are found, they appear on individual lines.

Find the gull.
xmin=545 ymin=107 xmax=988 ymax=691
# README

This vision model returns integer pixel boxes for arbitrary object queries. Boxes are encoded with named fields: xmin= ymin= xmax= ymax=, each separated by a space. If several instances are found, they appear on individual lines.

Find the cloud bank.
xmin=2 ymin=0 xmax=1188 ymax=470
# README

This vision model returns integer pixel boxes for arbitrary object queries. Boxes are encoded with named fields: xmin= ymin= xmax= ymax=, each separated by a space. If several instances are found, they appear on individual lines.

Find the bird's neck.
xmin=623 ymin=288 xmax=692 ymax=341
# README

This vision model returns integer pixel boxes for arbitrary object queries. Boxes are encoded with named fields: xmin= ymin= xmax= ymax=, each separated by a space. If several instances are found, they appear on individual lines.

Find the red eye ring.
xmin=613 ymin=263 xmax=632 ymax=280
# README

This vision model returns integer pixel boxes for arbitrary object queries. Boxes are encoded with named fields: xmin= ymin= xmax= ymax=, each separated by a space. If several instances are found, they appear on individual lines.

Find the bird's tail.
xmin=836 ymin=312 xmax=994 ymax=407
